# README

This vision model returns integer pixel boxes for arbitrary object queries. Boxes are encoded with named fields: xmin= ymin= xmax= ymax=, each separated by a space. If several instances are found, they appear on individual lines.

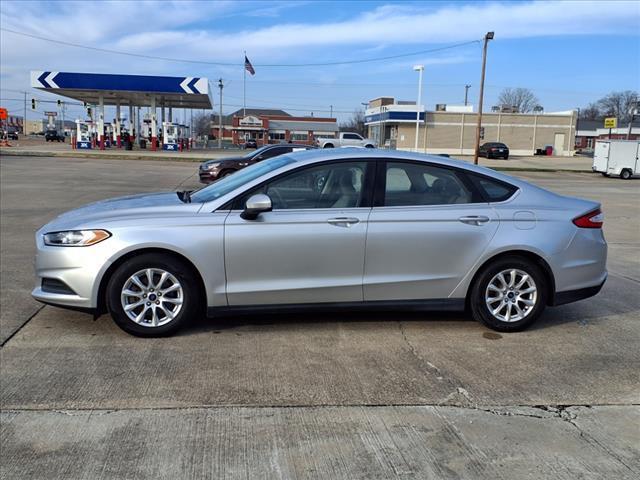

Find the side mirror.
xmin=241 ymin=194 xmax=272 ymax=220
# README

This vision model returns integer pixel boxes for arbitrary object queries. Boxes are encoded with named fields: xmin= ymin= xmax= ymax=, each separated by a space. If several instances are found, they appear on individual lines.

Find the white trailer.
xmin=592 ymin=140 xmax=640 ymax=179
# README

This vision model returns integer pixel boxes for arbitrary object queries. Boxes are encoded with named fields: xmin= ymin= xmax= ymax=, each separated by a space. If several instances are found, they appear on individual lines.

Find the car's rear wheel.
xmin=106 ymin=253 xmax=201 ymax=337
xmin=620 ymin=169 xmax=632 ymax=180
xmin=470 ymin=256 xmax=547 ymax=332
xmin=323 ymin=143 xmax=334 ymax=148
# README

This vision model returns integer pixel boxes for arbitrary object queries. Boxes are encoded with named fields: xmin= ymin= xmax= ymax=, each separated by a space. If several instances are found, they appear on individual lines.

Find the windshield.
xmin=243 ymin=145 xmax=271 ymax=159
xmin=190 ymin=155 xmax=297 ymax=203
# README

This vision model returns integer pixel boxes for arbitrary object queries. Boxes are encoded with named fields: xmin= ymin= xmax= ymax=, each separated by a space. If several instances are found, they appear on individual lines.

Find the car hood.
xmin=201 ymin=156 xmax=244 ymax=167
xmin=40 ymin=192 xmax=202 ymax=232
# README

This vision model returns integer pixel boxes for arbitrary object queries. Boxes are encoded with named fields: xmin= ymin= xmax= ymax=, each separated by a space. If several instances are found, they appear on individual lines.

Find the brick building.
xmin=365 ymin=97 xmax=577 ymax=156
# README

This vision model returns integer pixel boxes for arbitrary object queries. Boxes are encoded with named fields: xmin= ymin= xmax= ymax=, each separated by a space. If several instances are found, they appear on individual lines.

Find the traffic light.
xmin=31 ymin=98 xmax=36 ymax=110
xmin=57 ymin=100 xmax=62 ymax=107
xmin=87 ymin=107 xmax=92 ymax=116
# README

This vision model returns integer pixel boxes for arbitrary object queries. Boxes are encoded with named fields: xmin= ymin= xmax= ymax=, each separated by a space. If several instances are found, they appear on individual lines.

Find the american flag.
xmin=244 ymin=55 xmax=255 ymax=75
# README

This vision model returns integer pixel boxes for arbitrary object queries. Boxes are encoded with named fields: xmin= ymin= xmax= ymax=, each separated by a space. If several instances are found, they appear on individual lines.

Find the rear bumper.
xmin=552 ymin=276 xmax=606 ymax=306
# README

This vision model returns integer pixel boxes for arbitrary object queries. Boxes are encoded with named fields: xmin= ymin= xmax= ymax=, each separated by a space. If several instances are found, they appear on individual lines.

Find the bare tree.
xmin=497 ymin=87 xmax=540 ymax=113
xmin=193 ymin=113 xmax=213 ymax=137
xmin=579 ymin=102 xmax=601 ymax=120
xmin=597 ymin=90 xmax=638 ymax=124
xmin=339 ymin=109 xmax=366 ymax=136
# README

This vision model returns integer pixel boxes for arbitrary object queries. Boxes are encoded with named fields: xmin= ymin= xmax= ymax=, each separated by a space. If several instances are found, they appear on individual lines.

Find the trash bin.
xmin=139 ymin=139 xmax=146 ymax=149
xmin=545 ymin=145 xmax=553 ymax=156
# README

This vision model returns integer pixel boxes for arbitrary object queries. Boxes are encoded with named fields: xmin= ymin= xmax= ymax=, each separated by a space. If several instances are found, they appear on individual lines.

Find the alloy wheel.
xmin=120 ymin=268 xmax=184 ymax=327
xmin=485 ymin=269 xmax=538 ymax=323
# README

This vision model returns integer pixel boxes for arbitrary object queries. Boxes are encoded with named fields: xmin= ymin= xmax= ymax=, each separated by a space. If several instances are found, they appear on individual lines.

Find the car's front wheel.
xmin=106 ymin=253 xmax=201 ymax=337
xmin=469 ymin=256 xmax=546 ymax=332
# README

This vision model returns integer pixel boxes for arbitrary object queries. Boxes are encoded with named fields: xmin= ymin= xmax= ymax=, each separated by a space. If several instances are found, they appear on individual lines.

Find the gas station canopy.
xmin=30 ymin=71 xmax=213 ymax=109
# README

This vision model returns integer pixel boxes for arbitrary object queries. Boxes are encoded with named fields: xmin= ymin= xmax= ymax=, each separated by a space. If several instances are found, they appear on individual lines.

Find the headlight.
xmin=43 ymin=230 xmax=111 ymax=247
xmin=203 ymin=162 xmax=220 ymax=170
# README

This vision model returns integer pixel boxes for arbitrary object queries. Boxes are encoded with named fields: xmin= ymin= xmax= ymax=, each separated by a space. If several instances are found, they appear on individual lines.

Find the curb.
xmin=0 ymin=149 xmax=210 ymax=162
xmin=0 ymin=149 xmax=593 ymax=173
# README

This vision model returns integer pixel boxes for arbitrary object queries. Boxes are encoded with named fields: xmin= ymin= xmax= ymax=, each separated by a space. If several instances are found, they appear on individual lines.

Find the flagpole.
xmin=243 ymin=50 xmax=246 ymax=117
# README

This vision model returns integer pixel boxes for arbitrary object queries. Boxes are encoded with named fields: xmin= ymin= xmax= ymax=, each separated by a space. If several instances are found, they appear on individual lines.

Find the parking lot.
xmin=1 ymin=155 xmax=639 ymax=479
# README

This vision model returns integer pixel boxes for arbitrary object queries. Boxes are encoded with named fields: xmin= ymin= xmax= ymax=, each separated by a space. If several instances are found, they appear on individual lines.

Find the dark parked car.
xmin=4 ymin=127 xmax=19 ymax=140
xmin=45 ymin=130 xmax=65 ymax=142
xmin=243 ymin=139 xmax=258 ymax=149
xmin=199 ymin=144 xmax=315 ymax=184
xmin=479 ymin=142 xmax=509 ymax=159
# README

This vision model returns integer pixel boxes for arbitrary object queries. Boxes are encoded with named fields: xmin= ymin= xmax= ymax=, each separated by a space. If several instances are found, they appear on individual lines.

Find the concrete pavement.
xmin=0 ymin=155 xmax=638 ymax=479
xmin=2 ymin=406 xmax=638 ymax=479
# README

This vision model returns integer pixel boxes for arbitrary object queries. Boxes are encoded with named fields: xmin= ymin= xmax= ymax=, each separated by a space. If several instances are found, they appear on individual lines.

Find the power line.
xmin=0 ymin=27 xmax=480 ymax=67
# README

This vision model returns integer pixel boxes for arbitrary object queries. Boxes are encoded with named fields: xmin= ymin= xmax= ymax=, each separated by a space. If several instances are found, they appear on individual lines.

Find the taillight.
xmin=573 ymin=208 xmax=603 ymax=228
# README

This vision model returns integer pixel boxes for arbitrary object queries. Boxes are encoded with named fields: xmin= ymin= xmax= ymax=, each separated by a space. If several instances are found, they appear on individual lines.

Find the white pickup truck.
xmin=315 ymin=132 xmax=376 ymax=149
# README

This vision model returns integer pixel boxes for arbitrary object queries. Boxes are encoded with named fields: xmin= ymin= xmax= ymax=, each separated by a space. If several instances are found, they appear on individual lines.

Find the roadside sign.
xmin=604 ymin=117 xmax=617 ymax=129
xmin=44 ymin=111 xmax=58 ymax=116
xmin=0 ymin=107 xmax=7 ymax=120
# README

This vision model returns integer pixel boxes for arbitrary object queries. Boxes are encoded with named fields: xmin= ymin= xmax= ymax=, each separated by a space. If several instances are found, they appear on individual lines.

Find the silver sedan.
xmin=32 ymin=149 xmax=607 ymax=336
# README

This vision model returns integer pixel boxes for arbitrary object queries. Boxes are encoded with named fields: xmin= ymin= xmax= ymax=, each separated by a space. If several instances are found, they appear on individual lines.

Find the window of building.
xmin=269 ymin=132 xmax=286 ymax=141
xmin=291 ymin=133 xmax=308 ymax=141
xmin=586 ymin=138 xmax=594 ymax=148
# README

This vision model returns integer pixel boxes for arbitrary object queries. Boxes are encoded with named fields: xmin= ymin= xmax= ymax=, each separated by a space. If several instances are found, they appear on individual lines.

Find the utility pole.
xmin=413 ymin=65 xmax=424 ymax=152
xmin=330 ymin=105 xmax=333 ymax=117
xmin=23 ymin=91 xmax=27 ymax=135
xmin=474 ymin=32 xmax=494 ymax=165
xmin=218 ymin=78 xmax=224 ymax=149
xmin=464 ymin=85 xmax=471 ymax=106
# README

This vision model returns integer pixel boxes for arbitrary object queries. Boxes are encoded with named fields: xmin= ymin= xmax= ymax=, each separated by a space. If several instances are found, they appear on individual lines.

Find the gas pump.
xmin=162 ymin=122 xmax=179 ymax=150
xmin=104 ymin=124 xmax=113 ymax=147
xmin=75 ymin=119 xmax=92 ymax=149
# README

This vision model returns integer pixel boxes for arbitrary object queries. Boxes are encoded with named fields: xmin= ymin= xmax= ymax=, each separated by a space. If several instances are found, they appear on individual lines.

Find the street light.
xmin=473 ymin=32 xmax=494 ymax=165
xmin=413 ymin=65 xmax=424 ymax=152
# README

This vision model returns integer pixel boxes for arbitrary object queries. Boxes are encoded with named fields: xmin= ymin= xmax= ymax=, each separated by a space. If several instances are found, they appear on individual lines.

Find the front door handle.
xmin=327 ymin=217 xmax=360 ymax=227
xmin=459 ymin=215 xmax=490 ymax=226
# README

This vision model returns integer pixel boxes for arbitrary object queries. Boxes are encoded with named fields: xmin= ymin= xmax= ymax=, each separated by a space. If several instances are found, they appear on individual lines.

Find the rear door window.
xmin=382 ymin=162 xmax=480 ymax=206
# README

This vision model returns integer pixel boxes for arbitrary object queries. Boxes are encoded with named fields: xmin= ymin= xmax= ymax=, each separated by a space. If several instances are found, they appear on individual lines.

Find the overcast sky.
xmin=1 ymin=0 xmax=639 ymax=123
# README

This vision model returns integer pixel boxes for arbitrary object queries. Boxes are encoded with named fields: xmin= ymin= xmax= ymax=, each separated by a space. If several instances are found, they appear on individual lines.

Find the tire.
xmin=364 ymin=144 xmax=375 ymax=148
xmin=469 ymin=256 xmax=547 ymax=332
xmin=503 ymin=155 xmax=509 ymax=160
xmin=620 ymin=169 xmax=632 ymax=180
xmin=106 ymin=253 xmax=202 ymax=337
xmin=323 ymin=143 xmax=334 ymax=148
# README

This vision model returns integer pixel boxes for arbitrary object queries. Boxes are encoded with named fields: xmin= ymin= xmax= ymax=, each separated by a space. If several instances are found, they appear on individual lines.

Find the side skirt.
xmin=207 ymin=299 xmax=465 ymax=318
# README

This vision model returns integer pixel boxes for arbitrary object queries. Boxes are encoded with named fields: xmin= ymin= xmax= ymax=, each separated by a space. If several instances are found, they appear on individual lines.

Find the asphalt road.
xmin=1 ymin=155 xmax=638 ymax=479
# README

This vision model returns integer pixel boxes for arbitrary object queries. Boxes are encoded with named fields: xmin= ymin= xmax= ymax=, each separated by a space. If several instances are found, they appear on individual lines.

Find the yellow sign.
xmin=604 ymin=117 xmax=617 ymax=129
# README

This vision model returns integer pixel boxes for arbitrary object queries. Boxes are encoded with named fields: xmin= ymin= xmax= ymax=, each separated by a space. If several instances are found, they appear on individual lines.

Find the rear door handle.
xmin=327 ymin=217 xmax=360 ymax=227
xmin=459 ymin=215 xmax=490 ymax=226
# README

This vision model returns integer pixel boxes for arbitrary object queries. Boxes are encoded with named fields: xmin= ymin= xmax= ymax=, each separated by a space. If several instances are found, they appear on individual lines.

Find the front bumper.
xmin=31 ymin=230 xmax=114 ymax=310
xmin=199 ymin=170 xmax=219 ymax=184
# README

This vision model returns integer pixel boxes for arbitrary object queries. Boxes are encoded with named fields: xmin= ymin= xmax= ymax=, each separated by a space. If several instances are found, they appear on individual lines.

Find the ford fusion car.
xmin=32 ymin=149 xmax=607 ymax=337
